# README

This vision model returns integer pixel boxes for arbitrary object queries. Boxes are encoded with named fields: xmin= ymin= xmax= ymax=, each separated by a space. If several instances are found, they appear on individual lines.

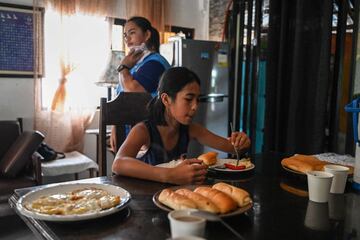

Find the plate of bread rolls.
xmin=198 ymin=151 xmax=254 ymax=172
xmin=153 ymin=182 xmax=253 ymax=218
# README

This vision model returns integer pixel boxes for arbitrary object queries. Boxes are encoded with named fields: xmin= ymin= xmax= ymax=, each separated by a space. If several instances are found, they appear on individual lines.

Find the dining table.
xmin=8 ymin=152 xmax=360 ymax=240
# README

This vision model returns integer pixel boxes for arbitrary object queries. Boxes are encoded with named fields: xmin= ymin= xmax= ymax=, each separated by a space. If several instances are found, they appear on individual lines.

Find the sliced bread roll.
xmin=198 ymin=152 xmax=218 ymax=166
xmin=194 ymin=186 xmax=237 ymax=214
xmin=212 ymin=182 xmax=251 ymax=207
xmin=158 ymin=188 xmax=196 ymax=210
xmin=175 ymin=188 xmax=220 ymax=213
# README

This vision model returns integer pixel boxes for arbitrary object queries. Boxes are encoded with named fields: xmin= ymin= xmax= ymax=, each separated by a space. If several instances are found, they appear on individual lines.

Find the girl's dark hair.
xmin=127 ymin=16 xmax=160 ymax=52
xmin=148 ymin=67 xmax=201 ymax=125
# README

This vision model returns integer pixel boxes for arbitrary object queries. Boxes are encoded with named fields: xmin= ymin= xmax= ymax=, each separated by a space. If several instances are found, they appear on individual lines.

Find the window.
xmin=41 ymin=9 xmax=111 ymax=109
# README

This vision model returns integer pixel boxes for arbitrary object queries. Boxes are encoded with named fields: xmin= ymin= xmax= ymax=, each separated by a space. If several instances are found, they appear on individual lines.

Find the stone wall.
xmin=209 ymin=0 xmax=229 ymax=41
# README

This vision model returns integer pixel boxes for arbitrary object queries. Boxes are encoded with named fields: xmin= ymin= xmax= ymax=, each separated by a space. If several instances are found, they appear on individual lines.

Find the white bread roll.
xmin=194 ymin=186 xmax=237 ymax=214
xmin=212 ymin=182 xmax=251 ymax=207
xmin=158 ymin=189 xmax=196 ymax=210
xmin=175 ymin=188 xmax=220 ymax=214
xmin=198 ymin=152 xmax=218 ymax=166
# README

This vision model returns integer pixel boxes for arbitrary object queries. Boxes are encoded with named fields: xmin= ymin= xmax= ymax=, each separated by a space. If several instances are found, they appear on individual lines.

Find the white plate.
xmin=156 ymin=159 xmax=184 ymax=168
xmin=16 ymin=183 xmax=131 ymax=222
xmin=152 ymin=185 xmax=253 ymax=218
xmin=209 ymin=159 xmax=255 ymax=172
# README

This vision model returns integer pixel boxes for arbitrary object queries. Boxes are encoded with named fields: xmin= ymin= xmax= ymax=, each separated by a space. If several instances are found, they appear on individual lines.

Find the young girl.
xmin=112 ymin=67 xmax=250 ymax=185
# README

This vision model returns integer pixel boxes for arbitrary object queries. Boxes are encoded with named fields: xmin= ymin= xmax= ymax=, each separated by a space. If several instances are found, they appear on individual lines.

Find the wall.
xmin=165 ymin=0 xmax=209 ymax=40
xmin=0 ymin=0 xmax=34 ymax=131
xmin=209 ymin=0 xmax=228 ymax=41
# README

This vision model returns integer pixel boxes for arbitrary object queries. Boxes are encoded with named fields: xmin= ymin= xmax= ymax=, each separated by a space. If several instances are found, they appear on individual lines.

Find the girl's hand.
xmin=167 ymin=158 xmax=208 ymax=185
xmin=120 ymin=48 xmax=144 ymax=68
xmin=229 ymin=132 xmax=250 ymax=152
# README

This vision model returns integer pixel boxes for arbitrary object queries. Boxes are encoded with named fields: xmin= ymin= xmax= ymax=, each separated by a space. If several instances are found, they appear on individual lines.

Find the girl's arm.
xmin=112 ymin=123 xmax=207 ymax=185
xmin=189 ymin=123 xmax=250 ymax=154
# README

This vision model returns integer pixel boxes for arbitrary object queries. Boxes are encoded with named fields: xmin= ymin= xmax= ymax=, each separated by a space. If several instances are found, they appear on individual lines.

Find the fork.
xmin=230 ymin=122 xmax=240 ymax=166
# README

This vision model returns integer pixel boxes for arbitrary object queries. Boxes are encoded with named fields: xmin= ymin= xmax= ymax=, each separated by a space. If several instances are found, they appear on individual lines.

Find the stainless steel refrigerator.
xmin=160 ymin=37 xmax=230 ymax=158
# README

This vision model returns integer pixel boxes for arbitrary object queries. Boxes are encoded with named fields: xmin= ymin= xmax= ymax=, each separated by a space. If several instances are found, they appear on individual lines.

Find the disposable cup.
xmin=306 ymin=171 xmax=333 ymax=203
xmin=324 ymin=165 xmax=349 ymax=194
xmin=168 ymin=210 xmax=206 ymax=238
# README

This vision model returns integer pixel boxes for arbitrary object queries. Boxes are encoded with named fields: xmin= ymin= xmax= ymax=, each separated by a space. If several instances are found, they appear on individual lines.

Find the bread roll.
xmin=158 ymin=189 xmax=196 ymax=210
xmin=194 ymin=187 xmax=237 ymax=214
xmin=198 ymin=152 xmax=218 ymax=166
xmin=212 ymin=182 xmax=251 ymax=207
xmin=281 ymin=155 xmax=326 ymax=173
xmin=175 ymin=188 xmax=220 ymax=213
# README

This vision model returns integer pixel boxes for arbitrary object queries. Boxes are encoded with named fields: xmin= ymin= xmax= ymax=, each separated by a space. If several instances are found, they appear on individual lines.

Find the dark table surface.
xmin=9 ymin=152 xmax=360 ymax=240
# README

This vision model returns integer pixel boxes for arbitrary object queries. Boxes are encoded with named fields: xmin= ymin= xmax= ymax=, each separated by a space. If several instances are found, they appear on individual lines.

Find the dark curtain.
xmin=264 ymin=0 xmax=333 ymax=155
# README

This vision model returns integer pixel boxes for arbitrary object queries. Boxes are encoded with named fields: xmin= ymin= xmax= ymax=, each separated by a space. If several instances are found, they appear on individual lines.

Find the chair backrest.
xmin=99 ymin=92 xmax=152 ymax=176
xmin=0 ymin=120 xmax=21 ymax=160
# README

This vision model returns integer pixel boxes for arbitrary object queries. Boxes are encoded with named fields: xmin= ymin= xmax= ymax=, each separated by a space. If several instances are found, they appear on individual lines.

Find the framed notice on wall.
xmin=0 ymin=3 xmax=44 ymax=77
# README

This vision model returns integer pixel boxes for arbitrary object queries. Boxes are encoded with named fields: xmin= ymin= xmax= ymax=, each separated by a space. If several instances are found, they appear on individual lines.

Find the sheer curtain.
xmin=33 ymin=1 xmax=117 ymax=152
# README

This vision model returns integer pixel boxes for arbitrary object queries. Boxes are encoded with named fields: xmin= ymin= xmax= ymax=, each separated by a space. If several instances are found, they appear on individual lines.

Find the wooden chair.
xmin=99 ymin=92 xmax=152 ymax=176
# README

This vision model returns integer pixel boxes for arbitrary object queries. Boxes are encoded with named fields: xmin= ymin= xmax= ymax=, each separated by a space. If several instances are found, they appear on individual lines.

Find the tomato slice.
xmin=224 ymin=163 xmax=246 ymax=170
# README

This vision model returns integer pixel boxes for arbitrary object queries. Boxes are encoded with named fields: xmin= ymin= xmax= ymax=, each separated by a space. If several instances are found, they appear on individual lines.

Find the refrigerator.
xmin=160 ymin=37 xmax=230 ymax=158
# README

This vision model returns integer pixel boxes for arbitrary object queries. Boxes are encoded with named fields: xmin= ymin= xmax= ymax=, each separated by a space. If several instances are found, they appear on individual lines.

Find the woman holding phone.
xmin=111 ymin=16 xmax=170 ymax=151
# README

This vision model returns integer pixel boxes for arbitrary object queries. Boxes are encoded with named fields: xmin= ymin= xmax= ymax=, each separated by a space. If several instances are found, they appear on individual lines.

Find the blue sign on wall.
xmin=0 ymin=3 xmax=43 ymax=77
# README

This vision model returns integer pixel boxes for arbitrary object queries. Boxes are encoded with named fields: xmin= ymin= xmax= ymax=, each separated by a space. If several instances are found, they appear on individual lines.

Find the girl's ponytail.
xmin=147 ymin=96 xmax=166 ymax=125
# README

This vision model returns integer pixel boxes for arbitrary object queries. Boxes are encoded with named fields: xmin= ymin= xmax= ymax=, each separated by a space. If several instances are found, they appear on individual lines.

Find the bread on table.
xmin=212 ymin=182 xmax=251 ymax=207
xmin=175 ymin=188 xmax=220 ymax=213
xmin=158 ymin=188 xmax=196 ymax=210
xmin=198 ymin=152 xmax=218 ymax=166
xmin=281 ymin=154 xmax=326 ymax=173
xmin=194 ymin=186 xmax=237 ymax=214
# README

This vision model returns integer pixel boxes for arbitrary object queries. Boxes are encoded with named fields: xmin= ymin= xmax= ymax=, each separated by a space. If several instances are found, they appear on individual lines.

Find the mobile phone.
xmin=130 ymin=43 xmax=147 ymax=52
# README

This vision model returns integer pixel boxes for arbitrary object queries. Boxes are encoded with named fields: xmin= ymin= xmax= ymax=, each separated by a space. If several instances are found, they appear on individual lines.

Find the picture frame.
xmin=0 ymin=3 xmax=44 ymax=78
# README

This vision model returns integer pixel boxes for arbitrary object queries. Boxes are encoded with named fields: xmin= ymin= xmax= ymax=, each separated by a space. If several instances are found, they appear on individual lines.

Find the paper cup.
xmin=307 ymin=171 xmax=333 ymax=203
xmin=304 ymin=201 xmax=330 ymax=231
xmin=168 ymin=210 xmax=206 ymax=238
xmin=324 ymin=165 xmax=349 ymax=194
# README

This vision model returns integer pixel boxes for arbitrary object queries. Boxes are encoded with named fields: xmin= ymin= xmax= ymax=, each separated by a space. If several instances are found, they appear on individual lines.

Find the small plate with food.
xmin=210 ymin=158 xmax=255 ymax=172
xmin=152 ymin=182 xmax=253 ymax=218
xmin=198 ymin=152 xmax=254 ymax=172
xmin=16 ymin=183 xmax=131 ymax=221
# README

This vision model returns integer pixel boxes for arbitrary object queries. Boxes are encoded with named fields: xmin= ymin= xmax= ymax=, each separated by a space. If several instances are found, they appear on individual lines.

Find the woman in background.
xmin=111 ymin=16 xmax=171 ymax=151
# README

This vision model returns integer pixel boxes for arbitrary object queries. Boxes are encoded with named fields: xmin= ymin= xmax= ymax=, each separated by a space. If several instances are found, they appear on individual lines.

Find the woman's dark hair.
xmin=127 ymin=16 xmax=160 ymax=52
xmin=148 ymin=67 xmax=201 ymax=125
